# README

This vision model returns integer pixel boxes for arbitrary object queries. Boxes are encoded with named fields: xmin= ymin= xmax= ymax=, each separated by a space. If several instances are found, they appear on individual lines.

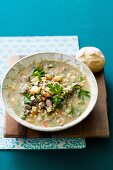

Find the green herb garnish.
xmin=67 ymin=106 xmax=75 ymax=115
xmin=23 ymin=92 xmax=31 ymax=104
xmin=47 ymin=83 xmax=63 ymax=95
xmin=52 ymin=95 xmax=62 ymax=106
xmin=78 ymin=89 xmax=90 ymax=103
xmin=47 ymin=83 xmax=63 ymax=108
xmin=72 ymin=84 xmax=80 ymax=91
xmin=41 ymin=114 xmax=46 ymax=120
xmin=67 ymin=106 xmax=81 ymax=116
xmin=54 ymin=64 xmax=57 ymax=68
xmin=32 ymin=66 xmax=45 ymax=79
xmin=21 ymin=114 xmax=27 ymax=120
xmin=77 ymin=75 xmax=84 ymax=83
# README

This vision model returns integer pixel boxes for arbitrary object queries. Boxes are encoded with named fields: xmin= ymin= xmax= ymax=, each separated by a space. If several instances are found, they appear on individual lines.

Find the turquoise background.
xmin=0 ymin=0 xmax=113 ymax=169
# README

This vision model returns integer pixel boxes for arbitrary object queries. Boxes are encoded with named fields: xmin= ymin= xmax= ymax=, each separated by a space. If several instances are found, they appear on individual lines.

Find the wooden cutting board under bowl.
xmin=4 ymin=56 xmax=110 ymax=138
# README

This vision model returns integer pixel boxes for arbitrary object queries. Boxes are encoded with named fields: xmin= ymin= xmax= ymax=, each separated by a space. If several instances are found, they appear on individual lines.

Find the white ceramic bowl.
xmin=2 ymin=52 xmax=98 ymax=132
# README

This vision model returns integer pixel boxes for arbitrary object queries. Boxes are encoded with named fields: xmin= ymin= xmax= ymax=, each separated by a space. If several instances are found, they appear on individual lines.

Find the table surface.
xmin=0 ymin=0 xmax=113 ymax=170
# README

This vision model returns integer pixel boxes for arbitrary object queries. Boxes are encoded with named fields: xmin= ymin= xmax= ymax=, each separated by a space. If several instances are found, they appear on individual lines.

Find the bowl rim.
xmin=1 ymin=52 xmax=98 ymax=132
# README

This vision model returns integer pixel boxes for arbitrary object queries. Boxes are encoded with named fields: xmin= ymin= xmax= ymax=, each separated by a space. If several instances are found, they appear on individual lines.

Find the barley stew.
xmin=9 ymin=60 xmax=90 ymax=127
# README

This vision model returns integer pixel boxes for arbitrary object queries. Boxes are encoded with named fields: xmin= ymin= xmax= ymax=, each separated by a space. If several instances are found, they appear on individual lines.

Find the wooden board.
xmin=4 ymin=56 xmax=110 ymax=138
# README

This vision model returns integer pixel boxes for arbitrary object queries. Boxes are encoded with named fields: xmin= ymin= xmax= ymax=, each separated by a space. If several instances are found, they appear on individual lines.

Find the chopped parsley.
xmin=72 ymin=84 xmax=81 ymax=91
xmin=32 ymin=66 xmax=45 ymax=79
xmin=47 ymin=83 xmax=63 ymax=95
xmin=67 ymin=106 xmax=81 ymax=116
xmin=52 ymin=95 xmax=62 ymax=106
xmin=77 ymin=75 xmax=85 ymax=83
xmin=47 ymin=83 xmax=63 ymax=108
xmin=78 ymin=89 xmax=90 ymax=103
xmin=21 ymin=114 xmax=27 ymax=120
xmin=23 ymin=91 xmax=31 ymax=104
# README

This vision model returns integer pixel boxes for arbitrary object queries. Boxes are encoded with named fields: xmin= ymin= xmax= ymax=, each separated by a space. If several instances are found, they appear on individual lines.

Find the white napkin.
xmin=0 ymin=36 xmax=85 ymax=149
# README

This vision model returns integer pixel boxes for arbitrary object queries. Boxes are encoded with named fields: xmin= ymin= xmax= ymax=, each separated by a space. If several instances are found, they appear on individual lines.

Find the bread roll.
xmin=76 ymin=47 xmax=105 ymax=73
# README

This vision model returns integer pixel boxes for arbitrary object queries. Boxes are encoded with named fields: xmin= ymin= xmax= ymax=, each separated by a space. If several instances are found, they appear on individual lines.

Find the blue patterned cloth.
xmin=0 ymin=36 xmax=86 ymax=149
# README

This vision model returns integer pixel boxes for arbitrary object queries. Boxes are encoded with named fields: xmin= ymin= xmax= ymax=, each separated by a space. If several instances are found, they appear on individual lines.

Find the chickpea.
xmin=46 ymin=75 xmax=52 ymax=80
xmin=29 ymin=86 xmax=41 ymax=95
xmin=53 ymin=76 xmax=63 ymax=82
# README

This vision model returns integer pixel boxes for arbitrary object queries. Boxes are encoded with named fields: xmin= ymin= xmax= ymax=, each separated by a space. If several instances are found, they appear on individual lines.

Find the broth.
xmin=8 ymin=60 xmax=90 ymax=127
